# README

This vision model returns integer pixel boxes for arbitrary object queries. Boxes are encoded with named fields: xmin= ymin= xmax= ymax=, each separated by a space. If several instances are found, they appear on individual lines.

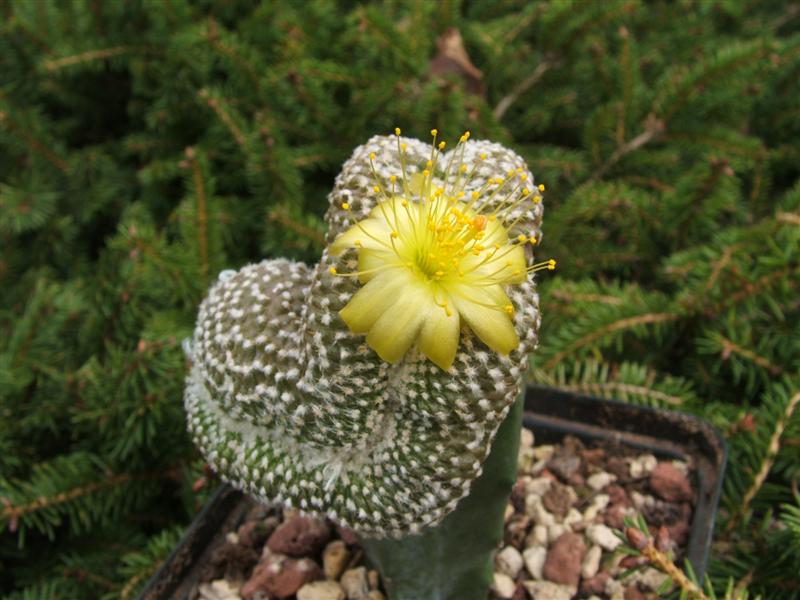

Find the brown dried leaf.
xmin=428 ymin=28 xmax=485 ymax=97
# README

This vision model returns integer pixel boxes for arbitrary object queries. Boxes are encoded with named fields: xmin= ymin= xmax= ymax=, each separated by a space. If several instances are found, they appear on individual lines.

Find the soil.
xmin=190 ymin=432 xmax=696 ymax=600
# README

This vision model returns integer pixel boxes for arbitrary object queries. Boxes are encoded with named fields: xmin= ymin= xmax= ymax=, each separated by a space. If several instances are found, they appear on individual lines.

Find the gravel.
xmin=192 ymin=431 xmax=695 ymax=599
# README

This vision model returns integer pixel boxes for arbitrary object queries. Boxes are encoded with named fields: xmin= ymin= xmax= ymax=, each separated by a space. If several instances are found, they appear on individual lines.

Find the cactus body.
xmin=184 ymin=134 xmax=543 ymax=537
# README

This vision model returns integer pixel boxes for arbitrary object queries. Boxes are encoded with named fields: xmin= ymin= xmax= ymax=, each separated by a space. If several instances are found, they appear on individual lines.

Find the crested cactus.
xmin=184 ymin=130 xmax=548 ymax=595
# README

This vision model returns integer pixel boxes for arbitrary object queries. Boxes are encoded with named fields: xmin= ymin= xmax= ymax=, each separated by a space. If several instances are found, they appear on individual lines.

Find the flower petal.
xmin=329 ymin=218 xmax=391 ymax=256
xmin=358 ymin=249 xmax=402 ymax=283
xmin=339 ymin=270 xmax=407 ymax=333
xmin=366 ymin=281 xmax=430 ymax=364
xmin=418 ymin=299 xmax=460 ymax=371
xmin=339 ymin=269 xmax=409 ymax=333
xmin=450 ymin=284 xmax=519 ymax=355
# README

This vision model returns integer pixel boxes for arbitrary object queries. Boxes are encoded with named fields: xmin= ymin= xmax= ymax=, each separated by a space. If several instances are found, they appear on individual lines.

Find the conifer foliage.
xmin=0 ymin=1 xmax=798 ymax=597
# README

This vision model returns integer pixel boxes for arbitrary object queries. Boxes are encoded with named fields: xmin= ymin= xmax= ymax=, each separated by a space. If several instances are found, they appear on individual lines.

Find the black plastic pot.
xmin=140 ymin=384 xmax=727 ymax=599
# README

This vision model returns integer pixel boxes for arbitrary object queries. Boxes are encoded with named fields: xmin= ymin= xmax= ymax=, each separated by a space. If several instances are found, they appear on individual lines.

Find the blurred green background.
xmin=1 ymin=0 xmax=798 ymax=598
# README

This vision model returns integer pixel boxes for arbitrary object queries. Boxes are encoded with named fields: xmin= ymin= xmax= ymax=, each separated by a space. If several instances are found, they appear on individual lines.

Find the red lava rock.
xmin=198 ymin=541 xmax=259 ymax=582
xmin=547 ymin=454 xmax=581 ymax=482
xmin=604 ymin=503 xmax=628 ymax=530
xmin=624 ymin=585 xmax=647 ymax=600
xmin=542 ymin=532 xmax=586 ymax=587
xmin=241 ymin=556 xmax=322 ymax=600
xmin=649 ymin=462 xmax=693 ymax=503
xmin=607 ymin=484 xmax=630 ymax=506
xmin=336 ymin=524 xmax=359 ymax=545
xmin=542 ymin=482 xmax=574 ymax=520
xmin=237 ymin=516 xmax=278 ymax=548
xmin=580 ymin=571 xmax=610 ymax=596
xmin=267 ymin=516 xmax=332 ymax=557
xmin=511 ymin=582 xmax=527 ymax=600
xmin=581 ymin=447 xmax=605 ymax=461
xmin=539 ymin=468 xmax=558 ymax=481
xmin=568 ymin=472 xmax=585 ymax=487
xmin=606 ymin=456 xmax=630 ymax=480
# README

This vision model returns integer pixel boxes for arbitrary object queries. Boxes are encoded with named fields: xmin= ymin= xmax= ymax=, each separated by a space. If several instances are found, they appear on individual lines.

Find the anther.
xmin=538 ymin=184 xmax=545 ymax=191
xmin=395 ymin=127 xmax=401 ymax=136
xmin=342 ymin=202 xmax=350 ymax=210
xmin=329 ymin=267 xmax=337 ymax=275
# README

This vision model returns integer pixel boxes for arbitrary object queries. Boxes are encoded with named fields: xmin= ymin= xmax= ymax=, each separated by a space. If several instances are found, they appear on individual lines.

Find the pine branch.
xmin=197 ymin=88 xmax=248 ymax=148
xmin=727 ymin=388 xmax=800 ymax=533
xmin=589 ymin=113 xmax=664 ymax=180
xmin=624 ymin=525 xmax=711 ymax=600
xmin=202 ymin=18 xmax=262 ymax=94
xmin=184 ymin=147 xmax=210 ymax=283
xmin=40 ymin=45 xmax=157 ymax=72
xmin=493 ymin=59 xmax=556 ymax=120
xmin=715 ymin=333 xmax=784 ymax=376
xmin=531 ymin=360 xmax=694 ymax=407
xmin=542 ymin=311 xmax=679 ymax=369
xmin=0 ymin=110 xmax=68 ymax=173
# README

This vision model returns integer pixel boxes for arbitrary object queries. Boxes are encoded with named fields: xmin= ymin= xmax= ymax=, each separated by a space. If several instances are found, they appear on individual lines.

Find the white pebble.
xmin=495 ymin=545 xmax=524 ymax=579
xmin=630 ymin=454 xmax=657 ymax=478
xmin=520 ymin=428 xmax=534 ymax=448
xmin=548 ymin=523 xmax=567 ymax=544
xmin=526 ymin=524 xmax=549 ymax=547
xmin=630 ymin=490 xmax=647 ymax=510
xmin=198 ymin=580 xmax=241 ymax=600
xmin=523 ymin=580 xmax=575 ymax=600
xmin=523 ymin=545 xmax=547 ymax=579
xmin=587 ymin=524 xmax=622 ymax=551
xmin=606 ymin=578 xmax=625 ymax=600
xmin=525 ymin=496 xmax=555 ymax=527
xmin=297 ymin=581 xmax=346 ymax=600
xmin=631 ymin=567 xmax=671 ymax=591
xmin=563 ymin=508 xmax=583 ymax=527
xmin=491 ymin=572 xmax=516 ymax=599
xmin=533 ymin=445 xmax=554 ymax=460
xmin=671 ymin=459 xmax=690 ymax=475
xmin=583 ymin=493 xmax=610 ymax=523
xmin=581 ymin=545 xmax=602 ymax=579
xmin=587 ymin=472 xmax=616 ymax=491
xmin=525 ymin=477 xmax=552 ymax=497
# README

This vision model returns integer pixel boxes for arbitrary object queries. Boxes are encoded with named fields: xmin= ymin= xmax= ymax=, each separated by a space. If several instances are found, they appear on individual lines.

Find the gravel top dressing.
xmin=190 ymin=430 xmax=695 ymax=600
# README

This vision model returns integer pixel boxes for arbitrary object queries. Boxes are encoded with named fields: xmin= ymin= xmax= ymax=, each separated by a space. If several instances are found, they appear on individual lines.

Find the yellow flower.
xmin=329 ymin=130 xmax=554 ymax=371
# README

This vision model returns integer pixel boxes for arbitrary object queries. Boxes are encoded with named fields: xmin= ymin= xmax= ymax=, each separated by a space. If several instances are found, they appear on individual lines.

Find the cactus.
xmin=184 ymin=131 xmax=546 ymax=595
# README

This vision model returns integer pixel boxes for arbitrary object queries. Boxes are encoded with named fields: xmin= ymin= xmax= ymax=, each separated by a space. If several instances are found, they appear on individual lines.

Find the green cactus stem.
xmin=360 ymin=394 xmax=522 ymax=600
